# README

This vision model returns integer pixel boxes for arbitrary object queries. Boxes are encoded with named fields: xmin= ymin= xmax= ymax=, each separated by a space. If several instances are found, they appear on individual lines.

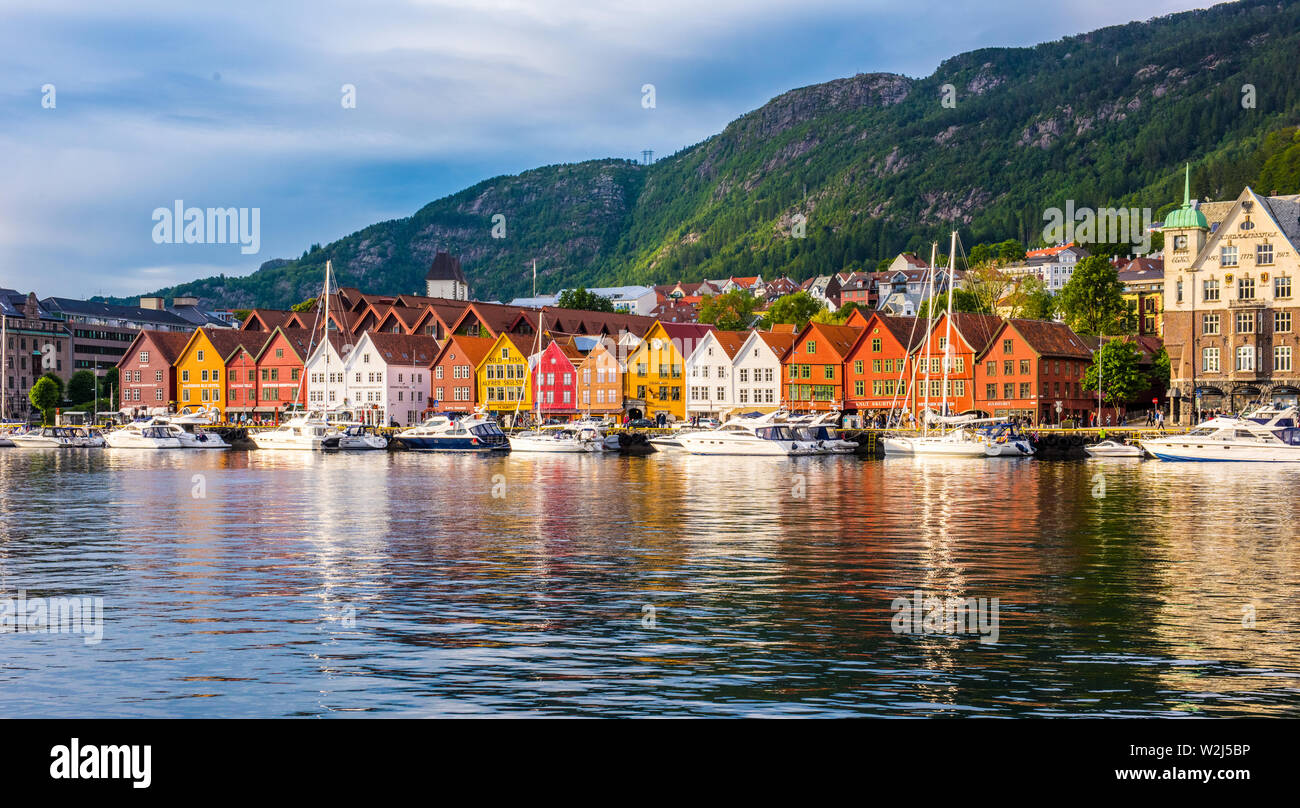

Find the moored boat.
xmin=104 ymin=422 xmax=183 ymax=449
xmin=1084 ymin=439 xmax=1145 ymax=458
xmin=9 ymin=426 xmax=82 ymax=448
xmin=249 ymin=414 xmax=340 ymax=450
xmin=336 ymin=424 xmax=389 ymax=450
xmin=397 ymin=412 xmax=508 ymax=452
xmin=1139 ymin=407 xmax=1300 ymax=462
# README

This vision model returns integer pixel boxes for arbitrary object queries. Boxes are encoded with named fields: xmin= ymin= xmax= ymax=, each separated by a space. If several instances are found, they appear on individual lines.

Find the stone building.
xmin=424 ymin=252 xmax=469 ymax=301
xmin=1161 ymin=169 xmax=1300 ymax=423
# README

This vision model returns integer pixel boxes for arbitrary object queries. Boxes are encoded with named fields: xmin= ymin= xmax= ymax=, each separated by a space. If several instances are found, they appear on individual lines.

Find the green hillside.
xmin=115 ymin=0 xmax=1300 ymax=309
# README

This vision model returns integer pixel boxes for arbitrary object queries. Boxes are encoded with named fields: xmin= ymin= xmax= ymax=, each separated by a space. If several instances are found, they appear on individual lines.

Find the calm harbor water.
xmin=0 ymin=448 xmax=1297 ymax=717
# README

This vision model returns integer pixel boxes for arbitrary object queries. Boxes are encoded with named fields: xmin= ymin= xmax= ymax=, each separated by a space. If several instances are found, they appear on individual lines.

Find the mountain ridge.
xmin=110 ymin=0 xmax=1300 ymax=309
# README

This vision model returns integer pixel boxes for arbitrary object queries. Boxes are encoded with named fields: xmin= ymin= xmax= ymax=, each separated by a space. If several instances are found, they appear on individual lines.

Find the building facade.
xmin=1162 ymin=177 xmax=1300 ymax=421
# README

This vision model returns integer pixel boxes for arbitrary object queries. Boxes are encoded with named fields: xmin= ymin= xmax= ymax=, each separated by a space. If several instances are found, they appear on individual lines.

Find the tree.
xmin=66 ymin=370 xmax=97 ymax=405
xmin=996 ymin=239 xmax=1026 ymax=264
xmin=1005 ymin=276 xmax=1057 ymax=320
xmin=290 ymin=297 xmax=317 ymax=313
xmin=99 ymin=367 xmax=119 ymax=407
xmin=1148 ymin=345 xmax=1171 ymax=395
xmin=556 ymin=287 xmax=615 ymax=313
xmin=1082 ymin=339 xmax=1143 ymax=407
xmin=1057 ymin=255 xmax=1129 ymax=336
xmin=964 ymin=261 xmax=1013 ymax=314
xmin=698 ymin=289 xmax=758 ymax=330
xmin=29 ymin=377 xmax=61 ymax=425
xmin=38 ymin=371 xmax=64 ymax=402
xmin=761 ymin=291 xmax=825 ymax=329
xmin=968 ymin=243 xmax=992 ymax=265
xmin=811 ymin=300 xmax=865 ymax=325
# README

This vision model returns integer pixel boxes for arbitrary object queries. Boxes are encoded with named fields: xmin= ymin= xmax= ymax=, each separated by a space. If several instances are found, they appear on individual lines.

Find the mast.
xmin=921 ymin=242 xmax=937 ymax=433
xmin=941 ymin=230 xmax=957 ymax=424
xmin=2 ymin=310 xmax=6 ymax=421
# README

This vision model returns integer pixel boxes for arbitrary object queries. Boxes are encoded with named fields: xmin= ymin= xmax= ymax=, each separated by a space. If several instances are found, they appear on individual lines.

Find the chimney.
xmin=23 ymin=292 xmax=38 ymax=320
xmin=140 ymin=297 xmax=165 ymax=310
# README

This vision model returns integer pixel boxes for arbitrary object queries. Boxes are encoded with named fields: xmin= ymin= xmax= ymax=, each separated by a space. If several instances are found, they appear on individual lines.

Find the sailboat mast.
xmin=941 ymin=230 xmax=957 ymax=422
xmin=920 ymin=241 xmax=937 ymax=433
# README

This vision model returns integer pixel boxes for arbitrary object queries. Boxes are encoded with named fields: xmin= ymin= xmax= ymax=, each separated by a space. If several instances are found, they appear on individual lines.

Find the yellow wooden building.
xmin=173 ymin=327 xmax=264 ymax=417
xmin=621 ymin=321 xmax=715 ymax=422
xmin=476 ymin=332 xmax=535 ymax=418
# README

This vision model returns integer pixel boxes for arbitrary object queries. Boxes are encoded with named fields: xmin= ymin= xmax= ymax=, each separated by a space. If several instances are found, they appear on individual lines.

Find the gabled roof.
xmin=115 ymin=329 xmax=194 ymax=370
xmin=253 ymin=327 xmax=319 ymax=363
xmin=861 ymin=313 xmax=926 ymax=351
xmin=939 ymin=312 xmax=1004 ymax=355
xmin=700 ymin=329 xmax=750 ymax=360
xmin=794 ymin=321 xmax=863 ymax=361
xmin=994 ymin=319 xmax=1091 ymax=360
xmin=186 ymin=327 xmax=269 ymax=363
xmin=754 ymin=329 xmax=798 ymax=361
xmin=431 ymin=333 xmax=497 ymax=370
xmin=1025 ymin=242 xmax=1081 ymax=259
xmin=356 ymin=332 xmax=441 ymax=367
xmin=425 ymin=252 xmax=467 ymax=284
xmin=240 ymin=309 xmax=296 ymax=331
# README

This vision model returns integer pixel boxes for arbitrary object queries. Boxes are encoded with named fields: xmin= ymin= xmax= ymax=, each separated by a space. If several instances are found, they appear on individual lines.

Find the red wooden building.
xmin=253 ymin=327 xmax=314 ymax=414
xmin=115 ymin=330 xmax=193 ymax=415
xmin=531 ymin=340 xmax=584 ymax=417
xmin=782 ymin=321 xmax=864 ymax=412
xmin=843 ymin=311 xmax=925 ymax=422
xmin=973 ymin=318 xmax=1094 ymax=423
xmin=910 ymin=312 xmax=1002 ymax=416
xmin=429 ymin=334 xmax=495 ymax=413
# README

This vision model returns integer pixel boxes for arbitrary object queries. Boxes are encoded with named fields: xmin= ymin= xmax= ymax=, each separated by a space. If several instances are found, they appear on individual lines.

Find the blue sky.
xmin=0 ymin=0 xmax=1215 ymax=297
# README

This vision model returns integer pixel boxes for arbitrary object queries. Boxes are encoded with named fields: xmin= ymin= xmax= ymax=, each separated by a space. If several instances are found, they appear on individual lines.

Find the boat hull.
xmin=401 ymin=436 xmax=507 ymax=452
xmin=1139 ymin=440 xmax=1300 ymax=462
xmin=882 ymin=436 xmax=989 ymax=456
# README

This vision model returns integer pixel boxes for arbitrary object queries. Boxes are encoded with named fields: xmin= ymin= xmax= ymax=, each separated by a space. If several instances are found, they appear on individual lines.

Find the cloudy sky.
xmin=0 ymin=0 xmax=1214 ymax=298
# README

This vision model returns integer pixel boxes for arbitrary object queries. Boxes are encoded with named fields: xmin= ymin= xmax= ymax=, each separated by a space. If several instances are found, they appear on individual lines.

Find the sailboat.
xmin=250 ymin=261 xmax=344 ymax=451
xmin=882 ymin=230 xmax=988 ymax=457
xmin=507 ymin=301 xmax=612 ymax=453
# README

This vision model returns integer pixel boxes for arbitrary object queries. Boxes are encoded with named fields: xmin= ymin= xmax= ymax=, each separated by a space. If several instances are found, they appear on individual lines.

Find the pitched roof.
xmin=201 ymin=327 xmax=271 ymax=361
xmin=241 ymin=309 xmax=296 ymax=331
xmin=705 ymin=329 xmax=750 ymax=359
xmin=116 ymin=329 xmax=193 ymax=369
xmin=944 ymin=312 xmax=1004 ymax=354
xmin=801 ymin=321 xmax=863 ymax=360
xmin=433 ymin=334 xmax=497 ymax=369
xmin=1002 ymin=319 xmax=1091 ymax=359
xmin=871 ymin=314 xmax=927 ymax=351
xmin=361 ymin=332 xmax=442 ymax=366
xmin=425 ymin=252 xmax=467 ymax=283
xmin=756 ymin=329 xmax=798 ymax=360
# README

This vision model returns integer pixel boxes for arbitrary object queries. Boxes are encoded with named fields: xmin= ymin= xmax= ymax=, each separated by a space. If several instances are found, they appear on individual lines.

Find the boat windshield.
xmin=470 ymin=423 xmax=505 ymax=437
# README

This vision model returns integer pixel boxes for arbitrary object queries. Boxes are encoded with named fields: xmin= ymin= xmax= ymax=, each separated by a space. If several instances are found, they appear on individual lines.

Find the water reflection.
xmin=0 ymin=449 xmax=1296 ymax=716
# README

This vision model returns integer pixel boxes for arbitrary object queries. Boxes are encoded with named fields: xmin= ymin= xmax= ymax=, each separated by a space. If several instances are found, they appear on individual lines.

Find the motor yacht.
xmin=1084 ymin=439 xmax=1145 ymax=458
xmin=508 ymin=424 xmax=609 ymax=453
xmin=676 ymin=418 xmax=816 ymax=456
xmin=154 ymin=412 xmax=230 ymax=449
xmin=104 ymin=421 xmax=183 ymax=449
xmin=336 ymin=423 xmax=389 ymax=450
xmin=8 ymin=426 xmax=82 ymax=448
xmin=397 ymin=413 xmax=509 ymax=452
xmin=249 ymin=413 xmax=340 ymax=450
xmin=1139 ymin=407 xmax=1300 ymax=461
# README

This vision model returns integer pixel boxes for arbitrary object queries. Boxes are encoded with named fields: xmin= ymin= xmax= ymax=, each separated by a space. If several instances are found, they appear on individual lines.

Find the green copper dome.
xmin=1163 ymin=164 xmax=1208 ymax=230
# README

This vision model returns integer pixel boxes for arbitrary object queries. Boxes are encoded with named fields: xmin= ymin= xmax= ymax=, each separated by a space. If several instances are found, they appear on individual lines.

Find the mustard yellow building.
xmin=622 ymin=321 xmax=715 ymax=421
xmin=476 ymin=332 xmax=534 ymax=418
xmin=173 ymin=328 xmax=264 ymax=417
xmin=1118 ymin=257 xmax=1164 ymax=337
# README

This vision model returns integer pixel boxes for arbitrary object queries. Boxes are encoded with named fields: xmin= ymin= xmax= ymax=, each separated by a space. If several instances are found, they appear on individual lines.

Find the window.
xmin=1019 ymin=359 xmax=1030 ymax=374
xmin=201 ymin=369 xmax=209 ymax=382
xmin=1176 ymin=279 xmax=1183 ymax=304
xmin=1019 ymin=382 xmax=1031 ymax=398
xmin=1235 ymin=311 xmax=1255 ymax=334
xmin=1203 ymin=313 xmax=1220 ymax=335
xmin=871 ymin=338 xmax=881 ymax=353
xmin=1274 ymin=275 xmax=1290 ymax=299
xmin=1221 ymin=245 xmax=1238 ymax=267
xmin=139 ymin=351 xmax=149 ymax=363
xmin=852 ymin=360 xmax=863 ymax=375
xmin=196 ymin=350 xmax=204 ymax=361
xmin=1276 ymin=346 xmax=1293 ymax=372
xmin=1258 ymin=243 xmax=1275 ymax=266
xmin=985 ymin=383 xmax=996 ymax=398
xmin=1003 ymin=339 xmax=1013 ymax=354
xmin=1236 ymin=345 xmax=1255 ymax=372
xmin=1238 ymin=275 xmax=1255 ymax=300
xmin=1276 ymin=311 xmax=1292 ymax=333
xmin=1203 ymin=279 xmax=1219 ymax=301
xmin=986 ymin=361 xmax=996 ymax=376
xmin=1003 ymin=383 xmax=1014 ymax=398
xmin=1203 ymin=347 xmax=1219 ymax=372
xmin=1003 ymin=360 xmax=1013 ymax=375
xmin=275 ymin=348 xmax=284 ymax=358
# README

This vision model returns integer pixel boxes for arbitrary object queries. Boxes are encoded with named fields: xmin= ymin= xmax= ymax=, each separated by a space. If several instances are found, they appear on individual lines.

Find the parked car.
xmin=626 ymin=418 xmax=657 ymax=429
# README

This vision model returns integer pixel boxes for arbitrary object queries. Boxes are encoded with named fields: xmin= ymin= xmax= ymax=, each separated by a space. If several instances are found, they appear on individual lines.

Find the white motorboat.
xmin=336 ymin=424 xmax=389 ymax=450
xmin=104 ymin=421 xmax=183 ymax=449
xmin=155 ymin=411 xmax=230 ymax=449
xmin=790 ymin=412 xmax=858 ymax=454
xmin=249 ymin=413 xmax=340 ymax=450
xmin=1140 ymin=406 xmax=1300 ymax=462
xmin=508 ymin=424 xmax=608 ymax=453
xmin=8 ymin=426 xmax=81 ymax=448
xmin=571 ymin=417 xmax=621 ymax=451
xmin=677 ymin=418 xmax=816 ymax=456
xmin=1084 ymin=439 xmax=1145 ymax=458
xmin=397 ymin=412 xmax=509 ymax=452
xmin=70 ymin=427 xmax=106 ymax=447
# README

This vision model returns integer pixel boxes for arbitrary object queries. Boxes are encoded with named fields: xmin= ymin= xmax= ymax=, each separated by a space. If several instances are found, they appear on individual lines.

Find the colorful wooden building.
xmin=843 ymin=312 xmax=924 ymax=422
xmin=622 ymin=321 xmax=715 ymax=421
xmin=909 ymin=312 xmax=1002 ymax=416
xmin=429 ymin=334 xmax=495 ymax=413
xmin=531 ymin=340 xmax=584 ymax=417
xmin=574 ymin=336 xmax=623 ymax=416
xmin=477 ymin=332 xmax=535 ymax=419
xmin=973 ymin=318 xmax=1094 ymax=423
xmin=782 ymin=321 xmax=864 ymax=412
xmin=115 ymin=330 xmax=193 ymax=415
xmin=173 ymin=328 xmax=264 ymax=417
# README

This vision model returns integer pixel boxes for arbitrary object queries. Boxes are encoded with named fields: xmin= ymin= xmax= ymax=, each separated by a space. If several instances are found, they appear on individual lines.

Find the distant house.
xmin=800 ymin=275 xmax=842 ymax=311
xmin=1002 ymin=243 xmax=1090 ymax=292
xmin=425 ymin=252 xmax=469 ymax=301
xmin=1118 ymin=257 xmax=1165 ymax=337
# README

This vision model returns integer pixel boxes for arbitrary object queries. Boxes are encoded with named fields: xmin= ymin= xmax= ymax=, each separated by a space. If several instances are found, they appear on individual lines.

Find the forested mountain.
xmin=115 ymin=0 xmax=1300 ymax=309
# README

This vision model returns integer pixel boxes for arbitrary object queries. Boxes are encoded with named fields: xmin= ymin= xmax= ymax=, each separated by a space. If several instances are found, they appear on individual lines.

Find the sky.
xmin=0 ymin=0 xmax=1218 ymax=298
